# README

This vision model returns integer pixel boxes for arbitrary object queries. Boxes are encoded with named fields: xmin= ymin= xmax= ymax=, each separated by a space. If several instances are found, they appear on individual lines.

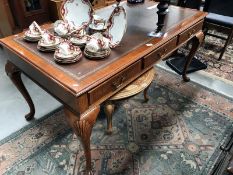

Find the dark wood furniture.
xmin=9 ymin=0 xmax=50 ymax=30
xmin=0 ymin=2 xmax=207 ymax=174
xmin=203 ymin=0 xmax=233 ymax=60
xmin=0 ymin=0 xmax=16 ymax=37
xmin=49 ymin=0 xmax=63 ymax=22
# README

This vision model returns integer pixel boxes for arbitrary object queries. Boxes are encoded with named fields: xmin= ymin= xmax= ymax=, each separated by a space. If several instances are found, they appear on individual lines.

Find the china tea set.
xmin=23 ymin=0 xmax=127 ymax=64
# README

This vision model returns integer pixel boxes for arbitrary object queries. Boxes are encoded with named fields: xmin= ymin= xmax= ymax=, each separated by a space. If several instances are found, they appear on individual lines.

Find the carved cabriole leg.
xmin=64 ymin=106 xmax=100 ymax=175
xmin=182 ymin=31 xmax=204 ymax=82
xmin=5 ymin=61 xmax=35 ymax=121
xmin=143 ymin=83 xmax=151 ymax=102
xmin=104 ymin=101 xmax=115 ymax=135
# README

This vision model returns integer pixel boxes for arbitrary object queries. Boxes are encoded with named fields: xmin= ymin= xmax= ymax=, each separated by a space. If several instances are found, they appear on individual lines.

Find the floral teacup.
xmin=55 ymin=41 xmax=81 ymax=58
xmin=58 ymin=41 xmax=74 ymax=55
xmin=39 ymin=31 xmax=59 ymax=47
xmin=54 ymin=20 xmax=70 ymax=36
xmin=85 ymin=33 xmax=110 ymax=53
xmin=24 ymin=21 xmax=42 ymax=40
xmin=28 ymin=21 xmax=42 ymax=36
xmin=54 ymin=20 xmax=77 ymax=36
xmin=89 ymin=15 xmax=106 ymax=32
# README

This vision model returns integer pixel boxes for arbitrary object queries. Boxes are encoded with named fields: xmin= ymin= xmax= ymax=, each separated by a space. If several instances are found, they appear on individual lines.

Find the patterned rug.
xmin=1 ymin=68 xmax=233 ymax=175
xmin=180 ymin=30 xmax=233 ymax=82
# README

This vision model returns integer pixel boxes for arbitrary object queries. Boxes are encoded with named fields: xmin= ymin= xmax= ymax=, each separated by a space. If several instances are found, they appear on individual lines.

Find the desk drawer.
xmin=178 ymin=20 xmax=203 ymax=45
xmin=143 ymin=36 xmax=177 ymax=68
xmin=88 ymin=60 xmax=142 ymax=104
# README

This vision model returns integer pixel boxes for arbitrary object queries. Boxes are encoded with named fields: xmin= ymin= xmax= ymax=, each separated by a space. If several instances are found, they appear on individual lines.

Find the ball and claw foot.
xmin=25 ymin=111 xmax=35 ymax=121
xmin=143 ymin=85 xmax=150 ymax=102
xmin=182 ymin=74 xmax=190 ymax=82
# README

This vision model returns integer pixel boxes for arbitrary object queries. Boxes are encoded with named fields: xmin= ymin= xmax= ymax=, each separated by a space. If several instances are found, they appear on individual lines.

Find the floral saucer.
xmin=54 ymin=41 xmax=82 ymax=64
xmin=24 ymin=30 xmax=41 ymax=38
xmin=23 ymin=33 xmax=41 ymax=42
xmin=89 ymin=23 xmax=107 ymax=31
xmin=38 ymin=32 xmax=60 ymax=48
xmin=84 ymin=33 xmax=111 ymax=59
xmin=54 ymin=55 xmax=82 ymax=64
xmin=69 ymin=28 xmax=88 ymax=47
xmin=54 ymin=51 xmax=82 ymax=64
xmin=84 ymin=47 xmax=111 ymax=60
xmin=70 ymin=35 xmax=89 ymax=48
xmin=37 ymin=45 xmax=56 ymax=52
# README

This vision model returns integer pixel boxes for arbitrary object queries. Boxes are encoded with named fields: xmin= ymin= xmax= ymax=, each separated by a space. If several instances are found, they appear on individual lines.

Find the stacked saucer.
xmin=37 ymin=31 xmax=60 ymax=52
xmin=84 ymin=47 xmax=111 ymax=59
xmin=84 ymin=33 xmax=111 ymax=59
xmin=70 ymin=28 xmax=88 ymax=48
xmin=24 ymin=31 xmax=41 ymax=42
xmin=23 ymin=21 xmax=42 ymax=42
xmin=53 ymin=20 xmax=77 ymax=38
xmin=70 ymin=35 xmax=89 ymax=48
xmin=54 ymin=41 xmax=82 ymax=64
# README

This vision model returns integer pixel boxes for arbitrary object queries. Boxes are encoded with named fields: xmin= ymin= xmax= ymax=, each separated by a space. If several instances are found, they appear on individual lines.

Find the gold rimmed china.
xmin=54 ymin=41 xmax=82 ymax=64
xmin=60 ymin=0 xmax=93 ymax=29
xmin=37 ymin=31 xmax=61 ymax=52
xmin=84 ymin=47 xmax=111 ymax=60
xmin=106 ymin=6 xmax=127 ymax=48
xmin=84 ymin=32 xmax=111 ymax=59
xmin=70 ymin=35 xmax=89 ymax=48
xmin=23 ymin=21 xmax=43 ymax=42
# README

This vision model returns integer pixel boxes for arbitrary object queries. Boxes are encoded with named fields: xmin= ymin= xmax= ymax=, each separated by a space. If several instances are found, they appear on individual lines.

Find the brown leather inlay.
xmin=14 ymin=2 xmax=197 ymax=81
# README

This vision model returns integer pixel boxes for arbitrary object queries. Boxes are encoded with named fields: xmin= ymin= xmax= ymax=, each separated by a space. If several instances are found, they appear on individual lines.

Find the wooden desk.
xmin=0 ymin=2 xmax=207 ymax=174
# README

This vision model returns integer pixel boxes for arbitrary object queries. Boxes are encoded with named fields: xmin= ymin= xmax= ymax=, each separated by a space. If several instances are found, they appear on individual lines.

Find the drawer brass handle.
xmin=188 ymin=29 xmax=196 ymax=37
xmin=188 ymin=32 xmax=192 ymax=37
xmin=112 ymin=76 xmax=126 ymax=90
xmin=158 ymin=48 xmax=168 ymax=58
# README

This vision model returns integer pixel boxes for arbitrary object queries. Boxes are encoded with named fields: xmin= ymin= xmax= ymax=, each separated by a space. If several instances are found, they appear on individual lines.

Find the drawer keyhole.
xmin=158 ymin=48 xmax=168 ymax=58
xmin=112 ymin=76 xmax=126 ymax=90
xmin=188 ymin=29 xmax=196 ymax=37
